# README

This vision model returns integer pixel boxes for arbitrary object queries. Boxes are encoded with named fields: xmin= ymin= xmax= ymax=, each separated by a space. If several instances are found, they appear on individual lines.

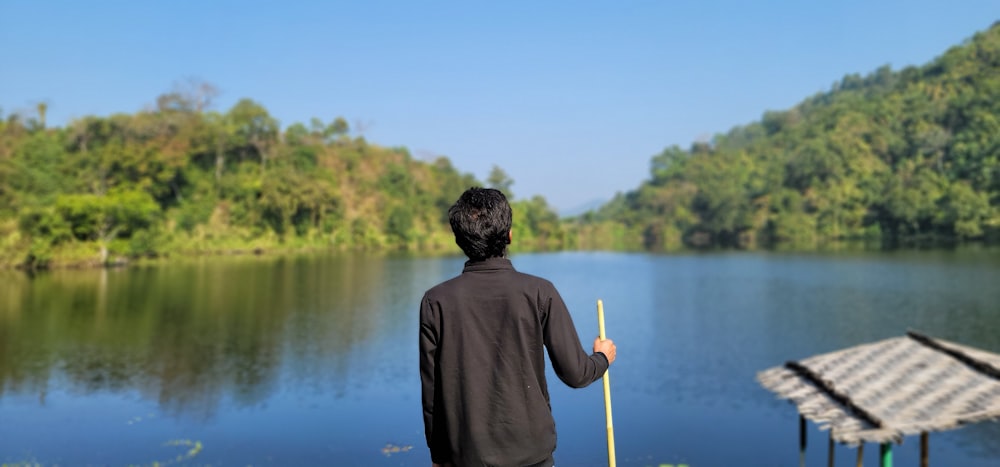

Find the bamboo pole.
xmin=856 ymin=443 xmax=864 ymax=467
xmin=597 ymin=300 xmax=616 ymax=467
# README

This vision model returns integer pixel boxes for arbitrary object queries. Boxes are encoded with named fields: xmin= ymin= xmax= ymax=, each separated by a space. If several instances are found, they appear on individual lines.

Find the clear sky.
xmin=1 ymin=1 xmax=997 ymax=213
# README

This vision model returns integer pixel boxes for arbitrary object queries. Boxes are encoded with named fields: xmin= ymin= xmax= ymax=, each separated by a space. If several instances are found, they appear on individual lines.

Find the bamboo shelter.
xmin=757 ymin=331 xmax=1000 ymax=466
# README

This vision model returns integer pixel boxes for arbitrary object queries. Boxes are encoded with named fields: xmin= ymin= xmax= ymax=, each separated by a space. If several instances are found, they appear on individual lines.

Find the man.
xmin=419 ymin=187 xmax=617 ymax=467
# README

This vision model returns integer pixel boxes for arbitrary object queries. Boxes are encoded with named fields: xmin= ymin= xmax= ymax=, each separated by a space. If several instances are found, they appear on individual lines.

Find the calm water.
xmin=1 ymin=250 xmax=1000 ymax=466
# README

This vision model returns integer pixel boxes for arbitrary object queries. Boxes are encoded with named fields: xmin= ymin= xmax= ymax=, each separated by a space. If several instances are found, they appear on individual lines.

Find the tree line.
xmin=0 ymin=84 xmax=568 ymax=268
xmin=3 ymin=23 xmax=998 ymax=267
xmin=576 ymin=22 xmax=1000 ymax=250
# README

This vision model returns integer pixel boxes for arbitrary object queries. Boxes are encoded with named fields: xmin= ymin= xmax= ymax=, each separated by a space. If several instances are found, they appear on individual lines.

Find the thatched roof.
xmin=757 ymin=331 xmax=1000 ymax=445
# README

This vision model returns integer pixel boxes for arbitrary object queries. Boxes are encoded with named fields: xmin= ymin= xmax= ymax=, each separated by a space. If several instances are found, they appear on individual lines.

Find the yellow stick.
xmin=597 ymin=299 xmax=616 ymax=467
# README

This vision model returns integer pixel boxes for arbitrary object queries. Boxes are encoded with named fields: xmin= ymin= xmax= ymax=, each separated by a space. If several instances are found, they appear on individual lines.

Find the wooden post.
xmin=856 ymin=443 xmax=864 ymax=467
xmin=799 ymin=415 xmax=807 ymax=467
xmin=828 ymin=431 xmax=835 ymax=467
xmin=880 ymin=442 xmax=892 ymax=467
xmin=597 ymin=300 xmax=616 ymax=467
xmin=920 ymin=432 xmax=928 ymax=467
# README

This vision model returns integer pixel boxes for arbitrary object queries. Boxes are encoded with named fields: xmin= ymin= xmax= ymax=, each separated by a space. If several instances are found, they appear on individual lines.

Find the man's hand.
xmin=594 ymin=337 xmax=616 ymax=364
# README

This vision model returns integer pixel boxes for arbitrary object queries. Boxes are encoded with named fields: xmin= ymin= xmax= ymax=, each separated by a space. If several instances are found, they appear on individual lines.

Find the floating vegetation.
xmin=128 ymin=439 xmax=203 ymax=467
xmin=2 ymin=439 xmax=202 ymax=467
xmin=380 ymin=443 xmax=413 ymax=457
xmin=157 ymin=439 xmax=203 ymax=466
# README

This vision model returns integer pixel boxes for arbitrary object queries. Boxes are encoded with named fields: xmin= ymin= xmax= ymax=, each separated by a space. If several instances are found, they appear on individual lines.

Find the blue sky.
xmin=1 ymin=1 xmax=997 ymax=213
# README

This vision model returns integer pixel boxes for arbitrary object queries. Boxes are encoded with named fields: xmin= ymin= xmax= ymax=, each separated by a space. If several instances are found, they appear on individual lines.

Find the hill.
xmin=576 ymin=22 xmax=1000 ymax=250
xmin=0 ymin=91 xmax=567 ymax=268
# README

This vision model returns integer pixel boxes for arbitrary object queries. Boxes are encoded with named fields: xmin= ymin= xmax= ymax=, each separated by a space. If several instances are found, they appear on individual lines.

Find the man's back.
xmin=420 ymin=257 xmax=608 ymax=466
xmin=420 ymin=187 xmax=615 ymax=467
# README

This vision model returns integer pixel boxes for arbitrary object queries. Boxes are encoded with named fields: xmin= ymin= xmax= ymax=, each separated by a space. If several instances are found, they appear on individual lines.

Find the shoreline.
xmin=4 ymin=237 xmax=998 ymax=272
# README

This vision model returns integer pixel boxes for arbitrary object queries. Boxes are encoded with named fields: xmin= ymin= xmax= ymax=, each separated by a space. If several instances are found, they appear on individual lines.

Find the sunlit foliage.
xmin=0 ymin=92 xmax=566 ymax=267
xmin=579 ymin=23 xmax=1000 ymax=249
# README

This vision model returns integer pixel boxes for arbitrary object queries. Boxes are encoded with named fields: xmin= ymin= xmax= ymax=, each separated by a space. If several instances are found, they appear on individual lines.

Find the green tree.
xmin=55 ymin=189 xmax=160 ymax=263
xmin=227 ymin=99 xmax=279 ymax=169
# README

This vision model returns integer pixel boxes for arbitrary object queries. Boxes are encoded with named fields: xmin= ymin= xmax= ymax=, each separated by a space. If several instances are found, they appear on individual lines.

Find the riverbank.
xmin=0 ymin=227 xmax=461 ymax=270
xmin=6 ymin=235 xmax=1000 ymax=271
xmin=4 ymin=218 xmax=998 ymax=270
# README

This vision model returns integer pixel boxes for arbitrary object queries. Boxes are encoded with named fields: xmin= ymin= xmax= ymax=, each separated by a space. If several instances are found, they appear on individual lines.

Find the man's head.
xmin=448 ymin=187 xmax=512 ymax=261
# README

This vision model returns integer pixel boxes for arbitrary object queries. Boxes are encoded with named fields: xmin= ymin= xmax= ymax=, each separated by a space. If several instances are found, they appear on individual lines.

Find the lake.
xmin=1 ymin=250 xmax=999 ymax=466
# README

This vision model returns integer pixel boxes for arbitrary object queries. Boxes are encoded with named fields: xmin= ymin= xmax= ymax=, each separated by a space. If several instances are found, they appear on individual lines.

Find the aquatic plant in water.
xmin=380 ymin=443 xmax=413 ymax=457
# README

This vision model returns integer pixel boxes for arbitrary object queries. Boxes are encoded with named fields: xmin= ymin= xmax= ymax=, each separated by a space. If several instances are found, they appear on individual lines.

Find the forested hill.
xmin=580 ymin=22 xmax=1000 ymax=250
xmin=3 ymin=25 xmax=998 ymax=268
xmin=0 ymin=92 xmax=567 ymax=268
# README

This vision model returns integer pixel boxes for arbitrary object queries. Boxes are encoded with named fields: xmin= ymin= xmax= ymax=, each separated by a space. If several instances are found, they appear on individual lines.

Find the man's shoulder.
xmin=510 ymin=269 xmax=556 ymax=289
xmin=422 ymin=268 xmax=557 ymax=298
xmin=491 ymin=268 xmax=562 ymax=297
xmin=422 ymin=274 xmax=463 ymax=299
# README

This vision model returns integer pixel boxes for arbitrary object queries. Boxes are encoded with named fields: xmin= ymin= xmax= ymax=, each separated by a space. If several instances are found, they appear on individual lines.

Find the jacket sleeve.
xmin=541 ymin=286 xmax=609 ymax=388
xmin=419 ymin=295 xmax=450 ymax=463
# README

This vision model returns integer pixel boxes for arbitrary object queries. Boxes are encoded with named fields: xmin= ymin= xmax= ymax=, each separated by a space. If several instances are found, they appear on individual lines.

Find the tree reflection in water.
xmin=0 ymin=253 xmax=418 ymax=418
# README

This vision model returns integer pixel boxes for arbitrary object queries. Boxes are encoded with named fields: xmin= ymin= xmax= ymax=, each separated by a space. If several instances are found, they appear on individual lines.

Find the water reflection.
xmin=0 ymin=254 xmax=422 ymax=418
xmin=1 ymin=250 xmax=998 ymax=466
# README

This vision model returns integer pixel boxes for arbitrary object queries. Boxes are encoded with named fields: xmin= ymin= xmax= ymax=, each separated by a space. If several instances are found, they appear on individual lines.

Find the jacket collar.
xmin=462 ymin=256 xmax=514 ymax=273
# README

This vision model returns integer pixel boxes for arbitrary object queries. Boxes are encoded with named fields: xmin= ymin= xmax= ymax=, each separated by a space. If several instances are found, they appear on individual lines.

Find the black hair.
xmin=448 ymin=187 xmax=512 ymax=261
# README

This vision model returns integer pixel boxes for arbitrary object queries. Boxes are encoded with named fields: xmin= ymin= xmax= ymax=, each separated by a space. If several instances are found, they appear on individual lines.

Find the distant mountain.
xmin=560 ymin=198 xmax=609 ymax=218
xmin=579 ymin=22 xmax=1000 ymax=250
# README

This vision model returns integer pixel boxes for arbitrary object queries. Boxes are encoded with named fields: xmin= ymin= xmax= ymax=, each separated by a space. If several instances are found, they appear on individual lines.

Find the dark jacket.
xmin=419 ymin=257 xmax=609 ymax=467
